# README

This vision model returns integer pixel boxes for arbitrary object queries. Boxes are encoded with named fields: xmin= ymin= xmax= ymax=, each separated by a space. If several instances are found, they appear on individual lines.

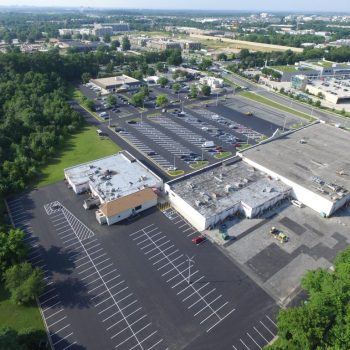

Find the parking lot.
xmin=7 ymin=182 xmax=278 ymax=350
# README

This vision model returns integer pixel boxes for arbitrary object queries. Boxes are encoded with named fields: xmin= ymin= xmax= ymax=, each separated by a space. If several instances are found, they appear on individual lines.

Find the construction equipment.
xmin=270 ymin=227 xmax=289 ymax=243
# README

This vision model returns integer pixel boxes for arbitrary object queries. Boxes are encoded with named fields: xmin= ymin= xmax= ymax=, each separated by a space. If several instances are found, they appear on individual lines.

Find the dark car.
xmin=147 ymin=151 xmax=157 ymax=156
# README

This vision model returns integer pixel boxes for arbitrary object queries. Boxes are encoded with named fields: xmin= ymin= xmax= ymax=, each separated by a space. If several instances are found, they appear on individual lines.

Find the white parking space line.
xmin=266 ymin=315 xmax=277 ymax=327
xmin=240 ymin=338 xmax=251 ymax=350
xmin=260 ymin=320 xmax=275 ymax=337
xmin=44 ymin=202 xmax=167 ymax=349
xmin=130 ymin=225 xmax=236 ymax=333
xmin=247 ymin=332 xmax=262 ymax=349
xmin=254 ymin=326 xmax=269 ymax=343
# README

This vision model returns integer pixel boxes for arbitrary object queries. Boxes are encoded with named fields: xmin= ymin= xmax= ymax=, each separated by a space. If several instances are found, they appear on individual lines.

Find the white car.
xmin=291 ymin=200 xmax=304 ymax=208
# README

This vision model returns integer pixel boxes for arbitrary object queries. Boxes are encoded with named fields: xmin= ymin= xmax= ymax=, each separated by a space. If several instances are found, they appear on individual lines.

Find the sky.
xmin=1 ymin=0 xmax=349 ymax=12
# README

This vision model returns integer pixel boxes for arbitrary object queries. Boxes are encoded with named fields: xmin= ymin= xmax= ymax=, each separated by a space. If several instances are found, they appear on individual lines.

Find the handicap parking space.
xmin=129 ymin=224 xmax=236 ymax=333
xmin=162 ymin=208 xmax=198 ymax=237
xmin=44 ymin=201 xmax=167 ymax=350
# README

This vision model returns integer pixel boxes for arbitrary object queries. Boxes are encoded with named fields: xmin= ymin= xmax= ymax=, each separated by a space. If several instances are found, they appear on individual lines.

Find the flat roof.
xmin=100 ymin=188 xmax=157 ymax=217
xmin=65 ymin=152 xmax=161 ymax=202
xmin=169 ymin=159 xmax=290 ymax=218
xmin=308 ymin=79 xmax=350 ymax=99
xmin=90 ymin=75 xmax=139 ymax=89
xmin=241 ymin=123 xmax=350 ymax=202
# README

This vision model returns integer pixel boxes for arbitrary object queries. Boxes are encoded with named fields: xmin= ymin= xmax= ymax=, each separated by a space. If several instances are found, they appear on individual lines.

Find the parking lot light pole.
xmin=216 ymin=92 xmax=219 ymax=106
xmin=140 ymin=111 xmax=143 ymax=124
xmin=186 ymin=255 xmax=195 ymax=284
xmin=201 ymin=148 xmax=204 ymax=161
xmin=108 ymin=111 xmax=111 ymax=127
xmin=181 ymin=100 xmax=184 ymax=113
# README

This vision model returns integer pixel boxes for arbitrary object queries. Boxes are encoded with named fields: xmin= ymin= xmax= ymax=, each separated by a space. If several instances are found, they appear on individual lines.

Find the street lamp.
xmin=186 ymin=255 xmax=195 ymax=284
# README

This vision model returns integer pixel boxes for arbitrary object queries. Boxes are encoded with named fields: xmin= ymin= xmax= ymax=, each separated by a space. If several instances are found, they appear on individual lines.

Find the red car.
xmin=192 ymin=235 xmax=206 ymax=245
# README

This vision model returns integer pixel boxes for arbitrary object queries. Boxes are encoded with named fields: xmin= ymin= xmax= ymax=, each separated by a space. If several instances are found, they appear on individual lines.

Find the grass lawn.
xmin=190 ymin=161 xmax=209 ymax=169
xmin=214 ymin=151 xmax=232 ymax=159
xmin=237 ymin=143 xmax=251 ymax=151
xmin=67 ymin=84 xmax=104 ymax=122
xmin=239 ymin=91 xmax=316 ymax=122
xmin=167 ymin=169 xmax=185 ymax=177
xmin=36 ymin=125 xmax=121 ymax=188
xmin=271 ymin=65 xmax=299 ymax=72
xmin=0 ymin=284 xmax=45 ymax=332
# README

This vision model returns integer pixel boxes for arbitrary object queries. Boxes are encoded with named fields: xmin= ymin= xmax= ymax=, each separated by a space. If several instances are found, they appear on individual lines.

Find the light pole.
xmin=283 ymin=117 xmax=287 ymax=132
xmin=201 ymin=148 xmax=204 ymax=162
xmin=216 ymin=92 xmax=219 ymax=107
xmin=108 ymin=111 xmax=111 ymax=127
xmin=186 ymin=255 xmax=195 ymax=284
xmin=181 ymin=100 xmax=184 ymax=113
xmin=140 ymin=111 xmax=143 ymax=124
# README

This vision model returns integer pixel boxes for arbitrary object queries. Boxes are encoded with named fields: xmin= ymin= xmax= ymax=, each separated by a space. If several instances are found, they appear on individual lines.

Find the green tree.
xmin=146 ymin=67 xmax=156 ymax=76
xmin=84 ymin=99 xmax=95 ymax=111
xmin=217 ymin=53 xmax=227 ymax=61
xmin=166 ymin=49 xmax=182 ymax=66
xmin=103 ymin=34 xmax=111 ymax=43
xmin=4 ymin=262 xmax=45 ymax=305
xmin=122 ymin=36 xmax=131 ymax=51
xmin=81 ymin=72 xmax=91 ymax=84
xmin=0 ymin=327 xmax=23 ymax=350
xmin=0 ymin=228 xmax=27 ymax=276
xmin=105 ymin=62 xmax=114 ymax=74
xmin=18 ymin=328 xmax=48 ymax=350
xmin=189 ymin=84 xmax=199 ymax=98
xmin=156 ymin=62 xmax=167 ymax=73
xmin=107 ymin=94 xmax=117 ymax=107
xmin=267 ymin=246 xmax=350 ymax=350
xmin=156 ymin=94 xmax=168 ymax=107
xmin=201 ymin=84 xmax=211 ymax=96
xmin=199 ymin=58 xmax=212 ymax=71
xmin=131 ymin=92 xmax=145 ymax=107
xmin=110 ymin=40 xmax=120 ymax=50
xmin=139 ymin=85 xmax=150 ymax=97
xmin=172 ymin=83 xmax=181 ymax=95
xmin=158 ymin=76 xmax=169 ymax=88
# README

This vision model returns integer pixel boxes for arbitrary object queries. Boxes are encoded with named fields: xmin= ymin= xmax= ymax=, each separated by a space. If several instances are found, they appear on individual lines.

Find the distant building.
xmin=57 ymin=40 xmax=105 ymax=52
xmin=291 ymin=75 xmax=308 ymax=90
xmin=306 ymin=78 xmax=350 ymax=104
xmin=148 ymin=39 xmax=181 ymax=50
xmin=130 ymin=36 xmax=150 ymax=48
xmin=181 ymin=41 xmax=202 ymax=51
xmin=64 ymin=151 xmax=163 ymax=226
xmin=199 ymin=76 xmax=224 ymax=89
xmin=90 ymin=75 xmax=142 ymax=94
xmin=92 ymin=22 xmax=130 ymax=37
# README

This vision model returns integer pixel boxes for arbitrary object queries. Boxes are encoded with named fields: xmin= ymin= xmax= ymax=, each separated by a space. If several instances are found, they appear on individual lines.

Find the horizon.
xmin=0 ymin=1 xmax=349 ymax=13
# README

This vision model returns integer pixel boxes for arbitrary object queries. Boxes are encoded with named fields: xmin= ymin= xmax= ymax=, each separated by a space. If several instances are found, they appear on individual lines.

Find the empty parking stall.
xmin=130 ymin=224 xmax=236 ymax=333
xmin=44 ymin=201 xmax=168 ymax=350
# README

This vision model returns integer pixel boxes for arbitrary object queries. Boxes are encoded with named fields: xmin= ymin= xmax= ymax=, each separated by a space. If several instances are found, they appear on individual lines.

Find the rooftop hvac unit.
xmin=225 ymin=185 xmax=234 ymax=193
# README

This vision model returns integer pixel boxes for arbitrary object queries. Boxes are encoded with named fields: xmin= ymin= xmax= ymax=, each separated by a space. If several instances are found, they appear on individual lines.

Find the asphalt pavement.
xmin=7 ymin=183 xmax=279 ymax=350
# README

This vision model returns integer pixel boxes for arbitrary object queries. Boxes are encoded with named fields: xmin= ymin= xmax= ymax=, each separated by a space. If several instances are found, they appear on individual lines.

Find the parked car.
xmin=192 ymin=235 xmax=206 ymax=245
xmin=291 ymin=200 xmax=304 ymax=208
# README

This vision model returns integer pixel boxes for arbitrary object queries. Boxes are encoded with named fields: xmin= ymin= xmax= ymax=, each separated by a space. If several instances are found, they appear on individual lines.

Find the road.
xmin=222 ymin=71 xmax=349 ymax=126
